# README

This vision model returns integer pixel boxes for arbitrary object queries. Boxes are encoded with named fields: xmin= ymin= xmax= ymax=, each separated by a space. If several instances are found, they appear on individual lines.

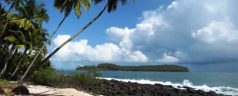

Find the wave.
xmin=99 ymin=77 xmax=238 ymax=96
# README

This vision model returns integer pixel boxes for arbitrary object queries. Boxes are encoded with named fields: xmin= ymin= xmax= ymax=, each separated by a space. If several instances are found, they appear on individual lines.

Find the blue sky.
xmin=42 ymin=0 xmax=173 ymax=45
xmin=40 ymin=0 xmax=238 ymax=72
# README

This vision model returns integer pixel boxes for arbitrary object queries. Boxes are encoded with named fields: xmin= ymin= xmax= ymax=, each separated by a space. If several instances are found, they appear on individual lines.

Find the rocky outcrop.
xmin=11 ymin=86 xmax=29 ymax=95
xmin=0 ymin=87 xmax=5 ymax=95
xmin=81 ymin=79 xmax=227 ymax=96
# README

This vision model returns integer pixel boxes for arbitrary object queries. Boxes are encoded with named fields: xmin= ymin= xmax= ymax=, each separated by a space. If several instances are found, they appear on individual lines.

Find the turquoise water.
xmin=64 ymin=70 xmax=238 ymax=95
xmin=99 ymin=71 xmax=238 ymax=88
xmin=97 ymin=71 xmax=238 ymax=95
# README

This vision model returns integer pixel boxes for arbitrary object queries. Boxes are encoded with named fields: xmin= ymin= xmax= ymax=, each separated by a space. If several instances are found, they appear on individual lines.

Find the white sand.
xmin=27 ymin=85 xmax=93 ymax=96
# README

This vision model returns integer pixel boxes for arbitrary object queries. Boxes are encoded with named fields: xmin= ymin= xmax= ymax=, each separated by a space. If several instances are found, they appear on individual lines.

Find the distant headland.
xmin=77 ymin=63 xmax=189 ymax=72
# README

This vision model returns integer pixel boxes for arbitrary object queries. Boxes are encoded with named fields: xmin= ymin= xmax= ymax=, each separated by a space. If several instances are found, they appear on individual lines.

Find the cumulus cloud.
xmin=52 ymin=0 xmax=238 ymax=68
xmin=52 ymin=35 xmax=148 ymax=63
xmin=156 ymin=53 xmax=179 ymax=63
xmin=105 ymin=0 xmax=238 ymax=64
xmin=106 ymin=27 xmax=134 ymax=42
xmin=192 ymin=20 xmax=238 ymax=44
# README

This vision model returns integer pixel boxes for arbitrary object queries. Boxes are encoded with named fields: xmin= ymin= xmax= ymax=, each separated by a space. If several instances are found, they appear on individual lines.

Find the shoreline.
xmin=100 ymin=77 xmax=237 ymax=95
xmin=0 ymin=79 xmax=230 ymax=96
xmin=77 ymin=79 xmax=227 ymax=96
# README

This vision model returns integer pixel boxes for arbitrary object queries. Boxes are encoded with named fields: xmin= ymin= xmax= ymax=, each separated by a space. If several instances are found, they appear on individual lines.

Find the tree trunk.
xmin=42 ymin=4 xmax=107 ymax=64
xmin=0 ymin=46 xmax=17 ymax=78
xmin=10 ymin=58 xmax=23 ymax=79
xmin=18 ymin=4 xmax=107 ymax=84
xmin=18 ymin=15 xmax=67 ymax=84
xmin=10 ymin=48 xmax=28 ymax=79
xmin=29 ymin=15 xmax=67 ymax=66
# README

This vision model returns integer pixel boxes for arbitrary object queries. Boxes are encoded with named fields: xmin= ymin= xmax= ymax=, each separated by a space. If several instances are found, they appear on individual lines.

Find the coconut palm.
xmin=41 ymin=0 xmax=129 ymax=66
xmin=10 ymin=47 xmax=28 ymax=79
xmin=19 ymin=0 xmax=92 ymax=83
xmin=18 ymin=0 xmax=129 ymax=83
xmin=10 ymin=0 xmax=50 ymax=80
xmin=0 ymin=45 xmax=16 ymax=77
xmin=0 ymin=0 xmax=21 ymax=38
xmin=0 ymin=0 xmax=49 ymax=79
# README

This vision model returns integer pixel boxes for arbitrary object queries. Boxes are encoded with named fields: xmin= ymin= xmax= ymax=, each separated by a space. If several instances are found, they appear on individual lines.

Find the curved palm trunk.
xmin=17 ymin=15 xmax=67 ymax=84
xmin=28 ymin=15 xmax=67 ymax=67
xmin=19 ymin=4 xmax=107 ymax=84
xmin=10 ymin=58 xmax=23 ymax=78
xmin=0 ymin=46 xmax=17 ymax=78
xmin=42 ymin=5 xmax=107 ymax=64
xmin=10 ymin=47 xmax=28 ymax=79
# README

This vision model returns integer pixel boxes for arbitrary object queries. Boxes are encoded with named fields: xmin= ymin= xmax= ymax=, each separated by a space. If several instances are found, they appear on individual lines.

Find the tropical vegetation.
xmin=77 ymin=63 xmax=190 ymax=72
xmin=0 ymin=0 xmax=129 ymax=86
xmin=30 ymin=68 xmax=102 ymax=87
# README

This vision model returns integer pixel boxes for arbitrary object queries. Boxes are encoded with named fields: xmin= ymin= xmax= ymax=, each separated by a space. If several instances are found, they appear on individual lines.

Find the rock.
xmin=0 ymin=87 xmax=5 ymax=95
xmin=197 ymin=89 xmax=204 ymax=95
xmin=80 ymin=79 xmax=225 ymax=96
xmin=11 ymin=86 xmax=29 ymax=95
xmin=208 ymin=91 xmax=217 ymax=96
xmin=186 ymin=88 xmax=196 ymax=94
xmin=142 ymin=93 xmax=151 ymax=96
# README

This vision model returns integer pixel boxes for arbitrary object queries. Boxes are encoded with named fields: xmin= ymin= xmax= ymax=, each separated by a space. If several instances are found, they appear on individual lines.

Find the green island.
xmin=77 ymin=63 xmax=189 ymax=72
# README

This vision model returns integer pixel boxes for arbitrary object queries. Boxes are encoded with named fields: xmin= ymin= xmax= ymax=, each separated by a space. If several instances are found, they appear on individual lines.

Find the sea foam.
xmin=99 ymin=77 xmax=238 ymax=96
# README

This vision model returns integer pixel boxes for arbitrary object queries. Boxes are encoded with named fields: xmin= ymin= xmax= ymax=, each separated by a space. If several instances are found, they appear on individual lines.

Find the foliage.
xmin=0 ymin=0 xmax=130 ymax=84
xmin=31 ymin=68 xmax=102 ymax=87
xmin=30 ymin=67 xmax=64 ymax=86
xmin=0 ymin=0 xmax=50 ymax=80
xmin=0 ymin=79 xmax=10 ymax=86
xmin=20 ymin=0 xmax=131 ymax=83
xmin=78 ymin=63 xmax=190 ymax=72
xmin=71 ymin=71 xmax=102 ymax=86
xmin=97 ymin=63 xmax=120 ymax=70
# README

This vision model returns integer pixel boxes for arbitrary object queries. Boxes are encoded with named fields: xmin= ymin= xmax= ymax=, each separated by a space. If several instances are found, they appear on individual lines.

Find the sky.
xmin=41 ymin=0 xmax=238 ymax=72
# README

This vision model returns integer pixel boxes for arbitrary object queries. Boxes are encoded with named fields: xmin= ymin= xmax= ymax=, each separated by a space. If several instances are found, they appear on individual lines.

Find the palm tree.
xmin=0 ymin=0 xmax=21 ymax=38
xmin=41 ymin=0 xmax=128 ymax=65
xmin=0 ymin=17 xmax=33 ymax=78
xmin=0 ymin=0 xmax=49 ymax=79
xmin=0 ymin=44 xmax=15 ymax=77
xmin=0 ymin=13 xmax=27 ymax=78
xmin=41 ymin=4 xmax=107 ymax=65
xmin=19 ymin=0 xmax=92 ymax=83
xmin=10 ymin=47 xmax=28 ymax=79
xmin=10 ymin=0 xmax=50 ymax=81
xmin=26 ymin=0 xmax=92 ymax=73
xmin=19 ymin=0 xmax=129 ymax=83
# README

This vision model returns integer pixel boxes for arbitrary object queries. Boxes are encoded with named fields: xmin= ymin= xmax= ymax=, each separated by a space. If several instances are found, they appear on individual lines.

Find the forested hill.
xmin=77 ymin=63 xmax=189 ymax=72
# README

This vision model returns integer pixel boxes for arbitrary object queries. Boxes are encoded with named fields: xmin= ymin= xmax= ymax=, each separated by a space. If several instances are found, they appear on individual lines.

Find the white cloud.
xmin=167 ymin=1 xmax=178 ymax=10
xmin=106 ymin=27 xmax=134 ymax=42
xmin=52 ymin=0 xmax=238 ymax=68
xmin=52 ymin=35 xmax=148 ymax=63
xmin=157 ymin=53 xmax=179 ymax=63
xmin=192 ymin=20 xmax=238 ymax=43
xmin=103 ymin=0 xmax=238 ymax=64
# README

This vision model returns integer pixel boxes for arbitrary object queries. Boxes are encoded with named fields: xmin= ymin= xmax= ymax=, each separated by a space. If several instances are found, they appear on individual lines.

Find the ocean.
xmin=64 ymin=70 xmax=238 ymax=95
xmin=98 ymin=71 xmax=238 ymax=96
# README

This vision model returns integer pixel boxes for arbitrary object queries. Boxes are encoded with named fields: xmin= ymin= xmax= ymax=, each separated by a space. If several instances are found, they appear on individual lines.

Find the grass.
xmin=30 ymin=67 xmax=103 ymax=88
xmin=0 ymin=79 xmax=10 ymax=86
xmin=0 ymin=79 xmax=18 ymax=96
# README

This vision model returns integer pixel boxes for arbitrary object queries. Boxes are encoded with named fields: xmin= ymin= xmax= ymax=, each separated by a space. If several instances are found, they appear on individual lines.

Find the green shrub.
xmin=0 ymin=79 xmax=10 ymax=86
xmin=70 ymin=70 xmax=102 ymax=86
xmin=31 ymin=68 xmax=102 ymax=87
xmin=31 ymin=67 xmax=65 ymax=86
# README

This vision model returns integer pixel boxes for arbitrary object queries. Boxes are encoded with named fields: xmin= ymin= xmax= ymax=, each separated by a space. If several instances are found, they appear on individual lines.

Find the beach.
xmin=27 ymin=85 xmax=92 ymax=96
